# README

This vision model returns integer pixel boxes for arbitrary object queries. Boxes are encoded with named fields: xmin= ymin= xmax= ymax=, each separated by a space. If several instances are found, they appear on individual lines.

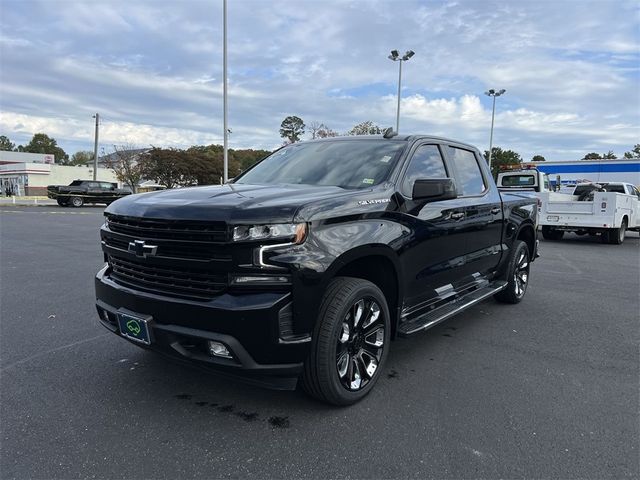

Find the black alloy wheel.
xmin=495 ymin=240 xmax=530 ymax=304
xmin=302 ymin=277 xmax=390 ymax=405
xmin=335 ymin=297 xmax=385 ymax=391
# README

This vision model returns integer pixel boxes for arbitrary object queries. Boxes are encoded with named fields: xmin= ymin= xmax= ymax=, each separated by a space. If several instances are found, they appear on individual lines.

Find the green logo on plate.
xmin=126 ymin=319 xmax=141 ymax=335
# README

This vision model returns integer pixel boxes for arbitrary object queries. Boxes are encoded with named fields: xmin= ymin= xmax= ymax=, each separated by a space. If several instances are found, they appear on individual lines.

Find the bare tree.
xmin=105 ymin=144 xmax=144 ymax=193
xmin=309 ymin=121 xmax=323 ymax=139
xmin=317 ymin=125 xmax=339 ymax=138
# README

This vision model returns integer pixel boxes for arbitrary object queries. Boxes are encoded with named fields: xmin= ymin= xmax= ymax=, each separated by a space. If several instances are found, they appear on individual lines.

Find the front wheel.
xmin=56 ymin=198 xmax=68 ymax=207
xmin=494 ymin=240 xmax=530 ymax=304
xmin=70 ymin=196 xmax=84 ymax=207
xmin=301 ymin=277 xmax=390 ymax=405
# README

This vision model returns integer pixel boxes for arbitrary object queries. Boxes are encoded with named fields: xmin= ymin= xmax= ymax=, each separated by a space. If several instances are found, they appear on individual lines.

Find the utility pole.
xmin=222 ymin=0 xmax=228 ymax=183
xmin=92 ymin=113 xmax=99 ymax=181
xmin=396 ymin=59 xmax=402 ymax=133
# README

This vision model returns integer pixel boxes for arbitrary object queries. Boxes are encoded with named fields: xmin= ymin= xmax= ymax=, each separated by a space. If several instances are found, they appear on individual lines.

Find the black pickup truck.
xmin=47 ymin=180 xmax=131 ymax=207
xmin=95 ymin=135 xmax=538 ymax=405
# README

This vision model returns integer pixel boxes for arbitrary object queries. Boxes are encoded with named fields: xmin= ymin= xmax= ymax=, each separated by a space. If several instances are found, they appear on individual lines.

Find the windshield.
xmin=234 ymin=140 xmax=406 ymax=189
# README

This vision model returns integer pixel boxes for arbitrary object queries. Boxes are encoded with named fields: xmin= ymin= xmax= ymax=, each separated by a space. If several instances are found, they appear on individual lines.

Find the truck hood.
xmin=105 ymin=184 xmax=369 ymax=223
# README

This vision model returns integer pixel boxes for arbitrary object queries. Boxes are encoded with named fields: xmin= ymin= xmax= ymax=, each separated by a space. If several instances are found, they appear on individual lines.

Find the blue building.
xmin=533 ymin=159 xmax=640 ymax=187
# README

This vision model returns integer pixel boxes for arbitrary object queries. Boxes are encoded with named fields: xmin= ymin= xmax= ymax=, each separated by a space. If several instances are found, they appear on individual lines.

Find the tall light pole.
xmin=222 ymin=0 xmax=229 ymax=183
xmin=484 ymin=88 xmax=506 ymax=171
xmin=388 ymin=49 xmax=414 ymax=133
xmin=92 ymin=113 xmax=99 ymax=181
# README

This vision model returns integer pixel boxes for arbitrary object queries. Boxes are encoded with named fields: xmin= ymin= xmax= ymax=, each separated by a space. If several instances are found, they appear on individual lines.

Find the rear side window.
xmin=401 ymin=144 xmax=447 ymax=196
xmin=448 ymin=147 xmax=486 ymax=196
xmin=501 ymin=175 xmax=535 ymax=186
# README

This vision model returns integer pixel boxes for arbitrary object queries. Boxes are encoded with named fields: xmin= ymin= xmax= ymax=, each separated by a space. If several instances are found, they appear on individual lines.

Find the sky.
xmin=0 ymin=0 xmax=639 ymax=161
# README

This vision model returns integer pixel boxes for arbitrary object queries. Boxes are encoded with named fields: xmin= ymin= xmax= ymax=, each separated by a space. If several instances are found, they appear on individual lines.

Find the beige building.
xmin=0 ymin=151 xmax=118 ymax=196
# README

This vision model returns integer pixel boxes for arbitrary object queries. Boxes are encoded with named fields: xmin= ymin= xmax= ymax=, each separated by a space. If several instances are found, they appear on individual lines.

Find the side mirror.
xmin=412 ymin=178 xmax=457 ymax=201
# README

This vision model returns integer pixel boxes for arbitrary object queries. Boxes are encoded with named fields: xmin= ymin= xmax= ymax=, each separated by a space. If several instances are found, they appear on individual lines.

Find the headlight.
xmin=232 ymin=223 xmax=307 ymax=244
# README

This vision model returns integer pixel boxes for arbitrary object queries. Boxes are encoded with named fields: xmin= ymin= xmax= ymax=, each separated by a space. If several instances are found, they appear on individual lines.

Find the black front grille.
xmin=108 ymin=255 xmax=227 ymax=300
xmin=102 ymin=231 xmax=232 ymax=262
xmin=106 ymin=215 xmax=228 ymax=242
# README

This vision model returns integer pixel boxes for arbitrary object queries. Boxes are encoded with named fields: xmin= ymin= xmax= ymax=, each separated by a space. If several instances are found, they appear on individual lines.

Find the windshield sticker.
xmin=362 ymin=178 xmax=374 ymax=184
xmin=380 ymin=155 xmax=392 ymax=163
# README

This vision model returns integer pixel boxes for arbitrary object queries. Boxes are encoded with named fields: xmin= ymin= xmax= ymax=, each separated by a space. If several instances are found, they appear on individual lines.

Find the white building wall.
xmin=0 ymin=163 xmax=118 ymax=196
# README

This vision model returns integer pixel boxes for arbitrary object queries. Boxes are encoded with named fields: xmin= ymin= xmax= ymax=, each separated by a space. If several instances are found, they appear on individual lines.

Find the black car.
xmin=95 ymin=134 xmax=538 ymax=405
xmin=47 ymin=180 xmax=131 ymax=207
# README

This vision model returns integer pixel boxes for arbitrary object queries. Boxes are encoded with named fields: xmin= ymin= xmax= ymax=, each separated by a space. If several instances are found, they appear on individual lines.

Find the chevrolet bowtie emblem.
xmin=128 ymin=240 xmax=158 ymax=258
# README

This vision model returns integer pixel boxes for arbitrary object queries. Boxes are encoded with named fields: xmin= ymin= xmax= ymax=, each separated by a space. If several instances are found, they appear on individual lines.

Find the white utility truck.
xmin=497 ymin=166 xmax=552 ymax=194
xmin=538 ymin=182 xmax=640 ymax=244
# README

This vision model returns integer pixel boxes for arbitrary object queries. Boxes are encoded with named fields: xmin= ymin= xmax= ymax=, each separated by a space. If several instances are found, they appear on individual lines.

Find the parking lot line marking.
xmin=0 ymin=209 xmax=99 ymax=215
xmin=0 ymin=333 xmax=110 ymax=372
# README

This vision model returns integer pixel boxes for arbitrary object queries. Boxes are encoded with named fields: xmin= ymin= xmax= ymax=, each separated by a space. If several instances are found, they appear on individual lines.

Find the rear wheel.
xmin=541 ymin=226 xmax=564 ymax=241
xmin=608 ymin=219 xmax=627 ymax=245
xmin=494 ymin=240 xmax=530 ymax=304
xmin=70 ymin=196 xmax=84 ymax=207
xmin=301 ymin=277 xmax=390 ymax=405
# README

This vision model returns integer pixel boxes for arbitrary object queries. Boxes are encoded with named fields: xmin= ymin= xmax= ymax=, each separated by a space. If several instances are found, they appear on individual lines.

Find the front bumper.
xmin=95 ymin=265 xmax=309 ymax=390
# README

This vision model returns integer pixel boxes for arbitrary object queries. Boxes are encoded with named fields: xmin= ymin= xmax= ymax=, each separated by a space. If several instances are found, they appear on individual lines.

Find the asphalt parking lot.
xmin=1 ymin=206 xmax=638 ymax=479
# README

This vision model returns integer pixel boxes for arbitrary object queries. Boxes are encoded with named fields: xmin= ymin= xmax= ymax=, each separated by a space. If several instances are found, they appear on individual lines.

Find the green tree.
xmin=19 ymin=133 xmax=68 ymax=162
xmin=138 ymin=148 xmax=186 ymax=189
xmin=279 ymin=116 xmax=305 ymax=143
xmin=0 ymin=135 xmax=16 ymax=151
xmin=64 ymin=150 xmax=94 ymax=166
xmin=348 ymin=121 xmax=382 ymax=135
xmin=582 ymin=152 xmax=602 ymax=160
xmin=602 ymin=150 xmax=617 ymax=159
xmin=623 ymin=144 xmax=640 ymax=159
xmin=531 ymin=155 xmax=546 ymax=162
xmin=483 ymin=147 xmax=522 ymax=177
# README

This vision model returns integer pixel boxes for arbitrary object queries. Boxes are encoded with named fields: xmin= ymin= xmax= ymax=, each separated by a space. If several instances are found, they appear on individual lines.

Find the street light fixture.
xmin=484 ymin=88 xmax=506 ymax=172
xmin=388 ymin=49 xmax=415 ymax=133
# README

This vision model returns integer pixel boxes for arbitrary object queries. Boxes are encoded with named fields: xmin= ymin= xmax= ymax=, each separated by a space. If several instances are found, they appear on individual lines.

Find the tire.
xmin=70 ymin=196 xmax=84 ymax=207
xmin=56 ymin=198 xmax=69 ymax=207
xmin=541 ymin=226 xmax=564 ymax=241
xmin=301 ymin=277 xmax=390 ymax=406
xmin=494 ymin=240 xmax=530 ymax=304
xmin=608 ymin=219 xmax=627 ymax=245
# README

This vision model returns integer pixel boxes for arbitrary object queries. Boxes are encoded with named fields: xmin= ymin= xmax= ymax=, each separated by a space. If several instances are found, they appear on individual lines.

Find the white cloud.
xmin=0 ymin=0 xmax=637 ymax=160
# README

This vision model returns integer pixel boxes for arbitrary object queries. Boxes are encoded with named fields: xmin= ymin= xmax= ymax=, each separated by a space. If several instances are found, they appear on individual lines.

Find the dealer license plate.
xmin=117 ymin=311 xmax=151 ymax=345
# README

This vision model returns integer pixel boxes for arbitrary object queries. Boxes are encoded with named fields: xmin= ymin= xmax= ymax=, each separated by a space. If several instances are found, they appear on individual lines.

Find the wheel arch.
xmin=515 ymin=221 xmax=536 ymax=259
xmin=325 ymin=245 xmax=403 ymax=339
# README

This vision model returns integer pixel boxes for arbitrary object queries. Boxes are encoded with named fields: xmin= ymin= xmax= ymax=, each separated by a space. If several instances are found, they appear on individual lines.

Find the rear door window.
xmin=448 ymin=147 xmax=486 ymax=196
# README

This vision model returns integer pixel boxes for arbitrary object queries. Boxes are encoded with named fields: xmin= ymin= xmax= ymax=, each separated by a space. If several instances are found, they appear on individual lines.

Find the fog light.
xmin=208 ymin=341 xmax=232 ymax=359
xmin=230 ymin=274 xmax=290 ymax=285
xmin=100 ymin=309 xmax=111 ymax=323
